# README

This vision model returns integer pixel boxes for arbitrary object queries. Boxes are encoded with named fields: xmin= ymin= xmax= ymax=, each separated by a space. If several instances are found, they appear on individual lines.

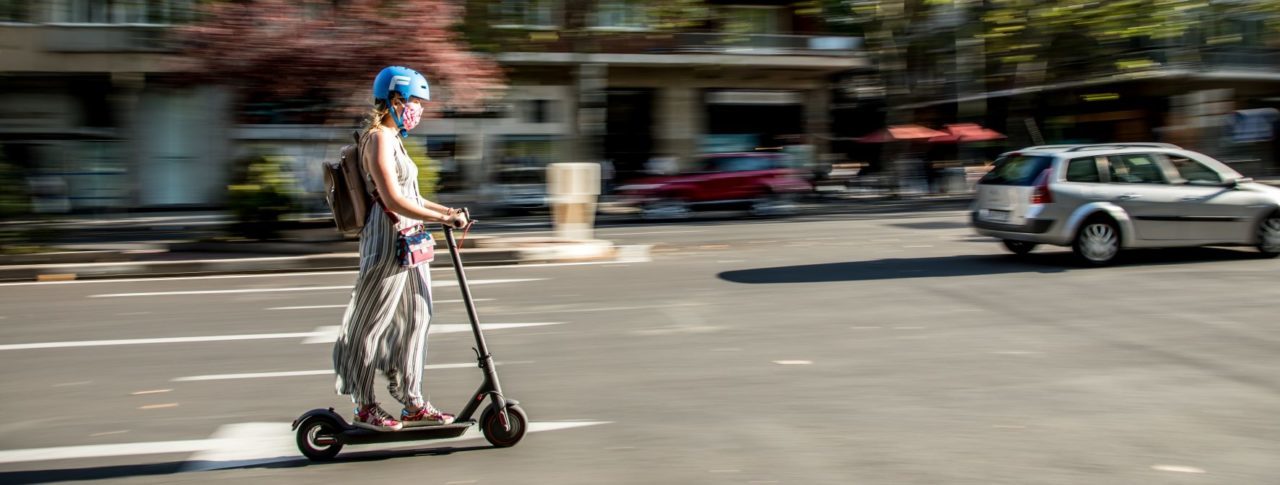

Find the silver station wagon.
xmin=971 ymin=143 xmax=1280 ymax=266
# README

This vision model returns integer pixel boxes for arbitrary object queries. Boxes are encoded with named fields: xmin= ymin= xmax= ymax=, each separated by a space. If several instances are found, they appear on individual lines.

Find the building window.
xmin=721 ymin=6 xmax=781 ymax=35
xmin=0 ymin=0 xmax=32 ymax=22
xmin=521 ymin=100 xmax=559 ymax=124
xmin=592 ymin=0 xmax=648 ymax=30
xmin=49 ymin=0 xmax=195 ymax=25
xmin=492 ymin=0 xmax=560 ymax=29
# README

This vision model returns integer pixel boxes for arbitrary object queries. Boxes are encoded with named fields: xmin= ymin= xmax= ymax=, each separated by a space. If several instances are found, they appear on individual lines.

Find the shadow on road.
xmin=0 ymin=445 xmax=494 ymax=484
xmin=718 ymin=247 xmax=1265 ymax=284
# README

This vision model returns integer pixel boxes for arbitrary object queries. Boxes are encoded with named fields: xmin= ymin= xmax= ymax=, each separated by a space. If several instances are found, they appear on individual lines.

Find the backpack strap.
xmin=357 ymin=129 xmax=402 ymax=225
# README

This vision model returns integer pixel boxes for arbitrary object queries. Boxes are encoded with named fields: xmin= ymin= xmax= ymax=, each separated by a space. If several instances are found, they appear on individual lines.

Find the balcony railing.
xmin=494 ymin=29 xmax=862 ymax=57
xmin=670 ymin=33 xmax=862 ymax=57
xmin=42 ymin=25 xmax=173 ymax=53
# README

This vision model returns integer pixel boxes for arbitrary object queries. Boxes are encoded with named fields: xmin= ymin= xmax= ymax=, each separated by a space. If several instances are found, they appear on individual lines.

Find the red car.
xmin=614 ymin=153 xmax=811 ymax=220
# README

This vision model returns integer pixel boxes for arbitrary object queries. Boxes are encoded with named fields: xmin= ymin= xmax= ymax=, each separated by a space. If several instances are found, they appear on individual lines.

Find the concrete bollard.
xmin=547 ymin=163 xmax=601 ymax=240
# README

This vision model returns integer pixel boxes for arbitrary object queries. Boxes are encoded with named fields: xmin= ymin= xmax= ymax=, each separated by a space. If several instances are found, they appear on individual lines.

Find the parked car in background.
xmin=971 ymin=143 xmax=1280 ymax=266
xmin=487 ymin=165 xmax=548 ymax=215
xmin=614 ymin=152 xmax=812 ymax=220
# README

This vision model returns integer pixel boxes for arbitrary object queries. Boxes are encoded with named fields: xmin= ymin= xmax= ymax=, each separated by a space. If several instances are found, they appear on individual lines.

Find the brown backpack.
xmin=323 ymin=131 xmax=372 ymax=234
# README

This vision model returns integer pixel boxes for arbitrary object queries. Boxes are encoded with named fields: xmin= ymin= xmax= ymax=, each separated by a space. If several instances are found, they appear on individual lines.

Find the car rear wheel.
xmin=1257 ymin=213 xmax=1280 ymax=258
xmin=1073 ymin=218 xmax=1120 ymax=266
xmin=750 ymin=192 xmax=797 ymax=217
xmin=1001 ymin=239 xmax=1037 ymax=256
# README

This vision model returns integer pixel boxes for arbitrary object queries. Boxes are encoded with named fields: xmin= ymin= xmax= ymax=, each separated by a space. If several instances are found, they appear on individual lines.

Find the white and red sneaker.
xmin=401 ymin=402 xmax=456 ymax=427
xmin=354 ymin=404 xmax=402 ymax=431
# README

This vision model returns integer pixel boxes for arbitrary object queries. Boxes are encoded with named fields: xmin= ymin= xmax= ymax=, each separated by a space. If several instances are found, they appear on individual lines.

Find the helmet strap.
xmin=385 ymin=98 xmax=408 ymax=138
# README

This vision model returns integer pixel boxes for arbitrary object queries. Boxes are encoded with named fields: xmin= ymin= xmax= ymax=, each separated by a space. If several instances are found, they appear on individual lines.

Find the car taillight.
xmin=1030 ymin=169 xmax=1052 ymax=205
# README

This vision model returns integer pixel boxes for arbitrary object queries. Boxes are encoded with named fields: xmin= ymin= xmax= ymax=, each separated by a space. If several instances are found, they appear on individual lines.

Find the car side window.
xmin=1107 ymin=154 xmax=1166 ymax=184
xmin=1065 ymin=157 xmax=1101 ymax=183
xmin=1168 ymin=156 xmax=1223 ymax=185
xmin=717 ymin=157 xmax=772 ymax=172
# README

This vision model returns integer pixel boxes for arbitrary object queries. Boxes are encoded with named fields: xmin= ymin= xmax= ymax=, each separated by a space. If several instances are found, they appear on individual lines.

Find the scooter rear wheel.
xmin=296 ymin=418 xmax=344 ymax=461
xmin=481 ymin=404 xmax=527 ymax=448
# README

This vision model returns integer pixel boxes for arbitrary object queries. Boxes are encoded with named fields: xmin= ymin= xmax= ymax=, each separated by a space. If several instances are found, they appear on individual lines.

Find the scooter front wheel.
xmin=296 ymin=418 xmax=344 ymax=461
xmin=481 ymin=403 xmax=527 ymax=448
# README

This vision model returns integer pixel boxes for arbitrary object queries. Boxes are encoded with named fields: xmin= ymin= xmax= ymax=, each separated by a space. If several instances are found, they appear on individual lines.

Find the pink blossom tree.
xmin=178 ymin=0 xmax=504 ymax=123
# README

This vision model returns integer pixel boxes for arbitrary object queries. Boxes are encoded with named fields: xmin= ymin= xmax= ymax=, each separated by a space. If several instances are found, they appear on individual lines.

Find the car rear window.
xmin=980 ymin=155 xmax=1053 ymax=186
xmin=1066 ymin=157 xmax=1101 ymax=183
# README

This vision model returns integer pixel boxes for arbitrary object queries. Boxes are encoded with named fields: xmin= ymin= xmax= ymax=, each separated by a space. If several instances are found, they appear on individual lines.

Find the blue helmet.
xmin=372 ymin=66 xmax=430 ymax=137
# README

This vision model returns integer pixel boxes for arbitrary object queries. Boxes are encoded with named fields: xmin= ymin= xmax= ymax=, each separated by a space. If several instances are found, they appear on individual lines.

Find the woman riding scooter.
xmin=332 ymin=66 xmax=469 ymax=431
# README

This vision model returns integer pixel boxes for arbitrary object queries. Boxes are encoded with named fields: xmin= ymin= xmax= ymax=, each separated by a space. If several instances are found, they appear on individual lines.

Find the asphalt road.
xmin=2 ymin=209 xmax=1279 ymax=484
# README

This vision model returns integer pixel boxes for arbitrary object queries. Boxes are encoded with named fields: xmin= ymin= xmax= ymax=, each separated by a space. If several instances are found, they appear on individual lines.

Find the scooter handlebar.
xmin=445 ymin=207 xmax=475 ymax=230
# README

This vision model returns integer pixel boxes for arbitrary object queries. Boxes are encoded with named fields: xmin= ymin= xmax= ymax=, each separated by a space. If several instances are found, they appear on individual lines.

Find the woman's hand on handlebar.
xmin=445 ymin=209 xmax=469 ymax=229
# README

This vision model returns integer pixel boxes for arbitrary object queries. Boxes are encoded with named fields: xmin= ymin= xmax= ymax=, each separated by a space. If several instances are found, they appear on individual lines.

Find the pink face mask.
xmin=400 ymin=102 xmax=423 ymax=131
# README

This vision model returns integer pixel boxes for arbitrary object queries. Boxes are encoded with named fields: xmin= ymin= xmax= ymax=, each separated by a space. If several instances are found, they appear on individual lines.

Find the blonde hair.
xmin=362 ymin=93 xmax=404 ymax=135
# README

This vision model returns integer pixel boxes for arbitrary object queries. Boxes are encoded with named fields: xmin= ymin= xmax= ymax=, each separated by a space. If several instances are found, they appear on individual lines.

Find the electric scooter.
xmin=292 ymin=210 xmax=527 ymax=461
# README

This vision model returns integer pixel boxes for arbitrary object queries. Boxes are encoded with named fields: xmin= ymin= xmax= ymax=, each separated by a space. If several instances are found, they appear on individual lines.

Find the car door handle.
xmin=1116 ymin=193 xmax=1142 ymax=200
xmin=1179 ymin=196 xmax=1203 ymax=201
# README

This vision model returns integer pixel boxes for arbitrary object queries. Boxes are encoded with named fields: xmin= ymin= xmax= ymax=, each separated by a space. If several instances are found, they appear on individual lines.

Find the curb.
xmin=0 ymin=243 xmax=648 ymax=282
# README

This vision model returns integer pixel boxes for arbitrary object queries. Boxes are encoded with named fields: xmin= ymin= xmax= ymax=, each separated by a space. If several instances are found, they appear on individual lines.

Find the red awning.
xmin=928 ymin=123 xmax=1007 ymax=143
xmin=853 ymin=124 xmax=948 ymax=143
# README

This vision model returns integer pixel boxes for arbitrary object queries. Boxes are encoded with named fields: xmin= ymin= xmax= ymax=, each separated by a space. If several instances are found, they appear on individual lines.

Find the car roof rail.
xmin=1063 ymin=143 xmax=1181 ymax=152
xmin=1018 ymin=145 xmax=1082 ymax=151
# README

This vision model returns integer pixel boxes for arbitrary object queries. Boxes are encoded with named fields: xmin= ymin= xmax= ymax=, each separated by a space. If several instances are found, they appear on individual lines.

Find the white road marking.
xmin=130 ymin=389 xmax=171 ymax=395
xmin=1151 ymin=465 xmax=1206 ymax=474
xmin=52 ymin=381 xmax=91 ymax=387
xmin=0 ymin=439 xmax=217 ymax=464
xmin=494 ymin=304 xmax=696 ymax=315
xmin=0 ymin=420 xmax=610 ymax=467
xmin=182 ymin=420 xmax=611 ymax=471
xmin=138 ymin=403 xmax=179 ymax=410
xmin=302 ymin=322 xmax=565 ymax=344
xmin=2 ymin=332 xmax=320 ymax=351
xmin=89 ymin=279 xmax=542 ymax=298
xmin=268 ymin=298 xmax=493 ymax=311
xmin=171 ymin=361 xmax=531 ymax=382
xmin=89 ymin=430 xmax=129 ymax=437
xmin=0 ymin=270 xmax=360 ymax=286
xmin=0 ymin=255 xmax=647 ymax=288
xmin=4 ymin=321 xmax=563 ymax=351
xmin=773 ymin=360 xmax=813 ymax=365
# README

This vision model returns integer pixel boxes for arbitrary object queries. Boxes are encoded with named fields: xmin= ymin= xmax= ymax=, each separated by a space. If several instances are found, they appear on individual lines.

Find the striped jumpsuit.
xmin=332 ymin=134 xmax=434 ymax=407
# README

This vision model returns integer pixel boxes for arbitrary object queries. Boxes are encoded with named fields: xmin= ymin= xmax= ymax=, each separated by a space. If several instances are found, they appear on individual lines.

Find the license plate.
xmin=981 ymin=209 xmax=1010 ymax=222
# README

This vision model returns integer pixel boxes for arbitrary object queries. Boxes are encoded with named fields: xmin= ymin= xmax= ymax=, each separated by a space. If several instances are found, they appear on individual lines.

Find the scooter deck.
xmin=341 ymin=420 xmax=476 ymax=445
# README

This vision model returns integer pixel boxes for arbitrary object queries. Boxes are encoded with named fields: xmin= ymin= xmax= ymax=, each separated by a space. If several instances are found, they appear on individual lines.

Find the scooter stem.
xmin=443 ymin=212 xmax=510 ymax=430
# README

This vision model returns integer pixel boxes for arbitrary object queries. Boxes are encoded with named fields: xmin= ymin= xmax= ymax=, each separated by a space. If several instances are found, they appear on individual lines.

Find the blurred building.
xmin=448 ymin=0 xmax=865 ymax=185
xmin=879 ymin=1 xmax=1280 ymax=176
xmin=0 ymin=0 xmax=866 ymax=213
xmin=0 ymin=0 xmax=232 ymax=212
